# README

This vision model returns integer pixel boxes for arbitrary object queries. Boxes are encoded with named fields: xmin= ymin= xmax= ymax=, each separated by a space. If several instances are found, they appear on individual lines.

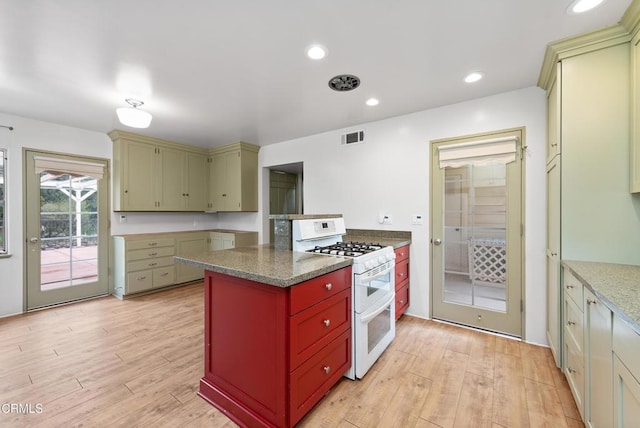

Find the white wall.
xmin=222 ymin=86 xmax=548 ymax=345
xmin=1 ymin=87 xmax=548 ymax=344
xmin=0 ymin=113 xmax=218 ymax=318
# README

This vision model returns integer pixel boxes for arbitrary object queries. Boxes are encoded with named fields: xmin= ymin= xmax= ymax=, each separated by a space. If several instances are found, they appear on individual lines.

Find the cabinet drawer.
xmin=394 ymin=245 xmax=409 ymax=262
xmin=153 ymin=266 xmax=176 ymax=287
xmin=395 ymin=284 xmax=409 ymax=319
xmin=564 ymin=270 xmax=583 ymax=310
xmin=128 ymin=256 xmax=174 ymax=272
xmin=564 ymin=297 xmax=584 ymax=353
xmin=127 ymin=270 xmax=153 ymax=293
xmin=290 ymin=267 xmax=352 ymax=315
xmin=127 ymin=237 xmax=175 ymax=250
xmin=395 ymin=259 xmax=409 ymax=284
xmin=289 ymin=329 xmax=351 ymax=427
xmin=613 ymin=314 xmax=640 ymax=381
xmin=565 ymin=338 xmax=585 ymax=419
xmin=290 ymin=289 xmax=351 ymax=369
xmin=127 ymin=246 xmax=175 ymax=262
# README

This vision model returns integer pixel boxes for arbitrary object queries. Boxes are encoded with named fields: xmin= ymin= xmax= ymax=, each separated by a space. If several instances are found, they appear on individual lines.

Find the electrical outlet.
xmin=412 ymin=214 xmax=424 ymax=225
xmin=119 ymin=214 xmax=127 ymax=224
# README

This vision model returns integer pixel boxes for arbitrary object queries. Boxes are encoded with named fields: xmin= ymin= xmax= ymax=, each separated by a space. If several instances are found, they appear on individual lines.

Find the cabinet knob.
xmin=399 ymin=272 xmax=405 ymax=277
xmin=400 ymin=252 xmax=405 ymax=257
xmin=399 ymin=300 xmax=404 ymax=304
xmin=323 ymin=366 xmax=331 ymax=375
xmin=124 ymin=190 xmax=128 ymax=193
xmin=325 ymin=283 xmax=332 ymax=291
xmin=323 ymin=319 xmax=331 ymax=327
xmin=222 ymin=193 xmax=227 ymax=197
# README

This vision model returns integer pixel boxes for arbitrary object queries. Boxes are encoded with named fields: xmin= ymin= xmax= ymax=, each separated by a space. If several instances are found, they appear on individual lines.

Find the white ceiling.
xmin=0 ymin=0 xmax=633 ymax=148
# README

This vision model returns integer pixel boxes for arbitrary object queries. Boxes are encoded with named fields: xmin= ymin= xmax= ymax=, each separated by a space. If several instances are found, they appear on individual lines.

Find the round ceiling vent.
xmin=328 ymin=74 xmax=361 ymax=92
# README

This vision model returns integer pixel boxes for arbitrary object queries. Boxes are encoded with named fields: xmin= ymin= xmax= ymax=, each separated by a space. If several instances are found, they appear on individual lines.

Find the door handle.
xmin=433 ymin=239 xmax=442 ymax=246
xmin=29 ymin=237 xmax=39 ymax=244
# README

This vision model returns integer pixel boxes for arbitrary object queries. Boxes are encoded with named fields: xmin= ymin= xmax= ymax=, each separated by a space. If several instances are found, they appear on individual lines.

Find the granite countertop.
xmin=562 ymin=260 xmax=640 ymax=334
xmin=175 ymin=244 xmax=352 ymax=288
xmin=344 ymin=229 xmax=412 ymax=250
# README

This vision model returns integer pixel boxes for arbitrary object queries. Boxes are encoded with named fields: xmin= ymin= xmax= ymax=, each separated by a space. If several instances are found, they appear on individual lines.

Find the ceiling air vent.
xmin=341 ymin=130 xmax=364 ymax=146
xmin=328 ymin=74 xmax=361 ymax=92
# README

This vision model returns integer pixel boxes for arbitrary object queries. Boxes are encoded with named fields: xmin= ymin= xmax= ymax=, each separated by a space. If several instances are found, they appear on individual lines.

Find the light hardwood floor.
xmin=0 ymin=283 xmax=583 ymax=428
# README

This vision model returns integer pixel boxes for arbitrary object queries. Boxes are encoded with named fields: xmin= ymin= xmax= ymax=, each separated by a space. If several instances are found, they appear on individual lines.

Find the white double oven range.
xmin=292 ymin=217 xmax=396 ymax=380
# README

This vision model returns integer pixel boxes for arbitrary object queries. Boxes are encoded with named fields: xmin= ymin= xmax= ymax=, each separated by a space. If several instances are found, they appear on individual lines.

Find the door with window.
xmin=25 ymin=150 xmax=109 ymax=310
xmin=431 ymin=129 xmax=523 ymax=337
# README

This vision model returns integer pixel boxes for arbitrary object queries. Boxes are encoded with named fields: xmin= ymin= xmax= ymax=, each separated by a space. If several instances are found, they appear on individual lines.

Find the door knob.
xmin=433 ymin=239 xmax=442 ymax=246
xmin=29 ymin=237 xmax=39 ymax=244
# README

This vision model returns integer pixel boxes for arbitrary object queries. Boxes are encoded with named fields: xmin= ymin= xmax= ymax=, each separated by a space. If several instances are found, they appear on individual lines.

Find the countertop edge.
xmin=175 ymin=255 xmax=353 ymax=288
xmin=562 ymin=260 xmax=640 ymax=336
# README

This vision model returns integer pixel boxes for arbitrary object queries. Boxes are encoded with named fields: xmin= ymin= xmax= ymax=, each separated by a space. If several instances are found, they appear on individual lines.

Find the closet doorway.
xmin=430 ymin=128 xmax=524 ymax=337
xmin=268 ymin=163 xmax=303 ymax=243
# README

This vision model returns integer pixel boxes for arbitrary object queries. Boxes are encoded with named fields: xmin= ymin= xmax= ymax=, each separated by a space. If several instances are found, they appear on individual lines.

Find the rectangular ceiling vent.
xmin=340 ymin=130 xmax=365 ymax=146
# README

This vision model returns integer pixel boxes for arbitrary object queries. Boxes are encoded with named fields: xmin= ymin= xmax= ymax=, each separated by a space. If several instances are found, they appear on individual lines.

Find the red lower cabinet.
xmin=200 ymin=267 xmax=352 ymax=428
xmin=394 ymin=245 xmax=410 ymax=319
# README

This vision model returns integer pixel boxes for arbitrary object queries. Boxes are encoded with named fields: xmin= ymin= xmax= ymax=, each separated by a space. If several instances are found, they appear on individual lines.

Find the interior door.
xmin=431 ymin=129 xmax=523 ymax=337
xmin=24 ymin=150 xmax=109 ymax=310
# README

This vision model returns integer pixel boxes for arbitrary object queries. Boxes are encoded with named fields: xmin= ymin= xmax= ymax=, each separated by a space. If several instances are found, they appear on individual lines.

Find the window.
xmin=0 ymin=148 xmax=5 ymax=254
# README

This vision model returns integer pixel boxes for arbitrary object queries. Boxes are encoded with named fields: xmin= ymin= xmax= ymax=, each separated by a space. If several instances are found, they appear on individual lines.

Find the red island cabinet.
xmin=394 ymin=245 xmax=410 ymax=319
xmin=199 ymin=266 xmax=352 ymax=427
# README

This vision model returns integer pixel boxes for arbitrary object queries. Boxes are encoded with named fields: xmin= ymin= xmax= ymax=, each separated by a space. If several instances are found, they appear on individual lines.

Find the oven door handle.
xmin=359 ymin=264 xmax=394 ymax=284
xmin=360 ymin=293 xmax=395 ymax=324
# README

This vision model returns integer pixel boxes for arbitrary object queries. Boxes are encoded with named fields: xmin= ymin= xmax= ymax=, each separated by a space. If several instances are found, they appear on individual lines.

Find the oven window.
xmin=363 ymin=271 xmax=392 ymax=297
xmin=367 ymin=306 xmax=391 ymax=353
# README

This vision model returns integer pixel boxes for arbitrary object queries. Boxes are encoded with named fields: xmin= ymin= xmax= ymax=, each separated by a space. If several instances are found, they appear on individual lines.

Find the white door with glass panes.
xmin=431 ymin=129 xmax=523 ymax=337
xmin=24 ymin=151 xmax=109 ymax=309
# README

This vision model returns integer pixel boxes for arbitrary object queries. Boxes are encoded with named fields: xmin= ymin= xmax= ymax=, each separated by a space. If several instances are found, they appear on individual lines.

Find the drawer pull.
xmin=148 ymin=242 xmax=158 ymax=246
xmin=323 ymin=366 xmax=330 ymax=375
xmin=587 ymin=298 xmax=596 ymax=305
xmin=136 ymin=276 xmax=147 ymax=281
xmin=160 ymin=273 xmax=169 ymax=277
xmin=149 ymin=252 xmax=158 ymax=256
xmin=325 ymin=283 xmax=332 ymax=291
xmin=567 ymin=320 xmax=576 ymax=326
xmin=566 ymin=285 xmax=574 ymax=289
xmin=323 ymin=319 xmax=331 ymax=327
xmin=567 ymin=367 xmax=577 ymax=374
xmin=149 ymin=263 xmax=157 ymax=267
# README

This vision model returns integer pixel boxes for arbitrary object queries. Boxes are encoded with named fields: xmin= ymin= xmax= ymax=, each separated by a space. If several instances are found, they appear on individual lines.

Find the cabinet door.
xmin=210 ymin=232 xmax=235 ymax=250
xmin=212 ymin=153 xmax=227 ymax=211
xmin=158 ymin=147 xmax=185 ymax=211
xmin=225 ymin=150 xmax=242 ymax=211
xmin=585 ymin=289 xmax=612 ymax=428
xmin=123 ymin=141 xmax=157 ymax=210
xmin=185 ymin=152 xmax=207 ymax=211
xmin=547 ymin=157 xmax=561 ymax=366
xmin=632 ymin=35 xmax=640 ymax=193
xmin=613 ymin=355 xmax=640 ymax=427
xmin=176 ymin=236 xmax=207 ymax=283
xmin=547 ymin=64 xmax=561 ymax=164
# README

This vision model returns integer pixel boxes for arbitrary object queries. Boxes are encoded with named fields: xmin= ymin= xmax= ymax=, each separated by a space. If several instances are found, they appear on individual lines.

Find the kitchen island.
xmin=175 ymin=244 xmax=353 ymax=428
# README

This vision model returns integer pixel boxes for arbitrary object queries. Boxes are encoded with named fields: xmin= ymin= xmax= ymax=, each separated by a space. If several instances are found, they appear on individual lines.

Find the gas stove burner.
xmin=308 ymin=241 xmax=384 ymax=258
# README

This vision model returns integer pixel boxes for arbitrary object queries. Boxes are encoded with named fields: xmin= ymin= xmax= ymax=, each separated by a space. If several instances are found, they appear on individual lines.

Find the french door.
xmin=24 ymin=150 xmax=109 ymax=310
xmin=431 ymin=129 xmax=523 ymax=337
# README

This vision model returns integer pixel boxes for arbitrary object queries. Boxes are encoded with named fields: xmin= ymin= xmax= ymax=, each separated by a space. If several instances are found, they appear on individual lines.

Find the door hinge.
xmin=521 ymin=300 xmax=524 ymax=312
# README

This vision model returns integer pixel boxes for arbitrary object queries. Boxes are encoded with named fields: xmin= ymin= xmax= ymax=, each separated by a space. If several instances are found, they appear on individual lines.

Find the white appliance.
xmin=292 ymin=217 xmax=396 ymax=380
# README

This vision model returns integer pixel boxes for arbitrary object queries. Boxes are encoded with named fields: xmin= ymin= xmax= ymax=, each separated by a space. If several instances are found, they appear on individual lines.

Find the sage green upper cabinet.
xmin=630 ymin=29 xmax=640 ymax=192
xmin=546 ymin=67 xmax=561 ymax=164
xmin=110 ymin=130 xmax=208 ymax=212
xmin=208 ymin=142 xmax=259 ymax=212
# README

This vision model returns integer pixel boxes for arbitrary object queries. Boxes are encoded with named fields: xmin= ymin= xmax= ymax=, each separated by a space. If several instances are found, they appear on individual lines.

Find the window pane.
xmin=0 ymin=149 xmax=5 ymax=253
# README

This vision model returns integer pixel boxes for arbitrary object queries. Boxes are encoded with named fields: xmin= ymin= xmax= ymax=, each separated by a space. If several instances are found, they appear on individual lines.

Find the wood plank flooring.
xmin=0 ymin=283 xmax=583 ymax=427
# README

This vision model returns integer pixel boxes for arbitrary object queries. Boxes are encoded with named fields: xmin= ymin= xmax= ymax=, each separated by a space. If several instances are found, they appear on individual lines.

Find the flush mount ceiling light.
xmin=328 ymin=74 xmax=361 ymax=91
xmin=306 ymin=44 xmax=327 ymax=60
xmin=366 ymin=98 xmax=380 ymax=106
xmin=464 ymin=72 xmax=484 ymax=83
xmin=567 ymin=0 xmax=605 ymax=14
xmin=116 ymin=98 xmax=152 ymax=128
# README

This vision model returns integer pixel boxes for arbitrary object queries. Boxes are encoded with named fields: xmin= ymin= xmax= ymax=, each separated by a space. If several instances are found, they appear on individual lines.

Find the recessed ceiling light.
xmin=366 ymin=98 xmax=379 ymax=106
xmin=567 ymin=0 xmax=605 ymax=14
xmin=464 ymin=72 xmax=483 ymax=83
xmin=306 ymin=45 xmax=327 ymax=60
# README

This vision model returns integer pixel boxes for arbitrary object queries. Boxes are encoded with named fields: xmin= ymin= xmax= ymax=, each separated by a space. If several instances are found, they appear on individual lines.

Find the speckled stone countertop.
xmin=563 ymin=260 xmax=640 ymax=334
xmin=175 ymin=244 xmax=352 ymax=287
xmin=344 ymin=229 xmax=412 ymax=249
